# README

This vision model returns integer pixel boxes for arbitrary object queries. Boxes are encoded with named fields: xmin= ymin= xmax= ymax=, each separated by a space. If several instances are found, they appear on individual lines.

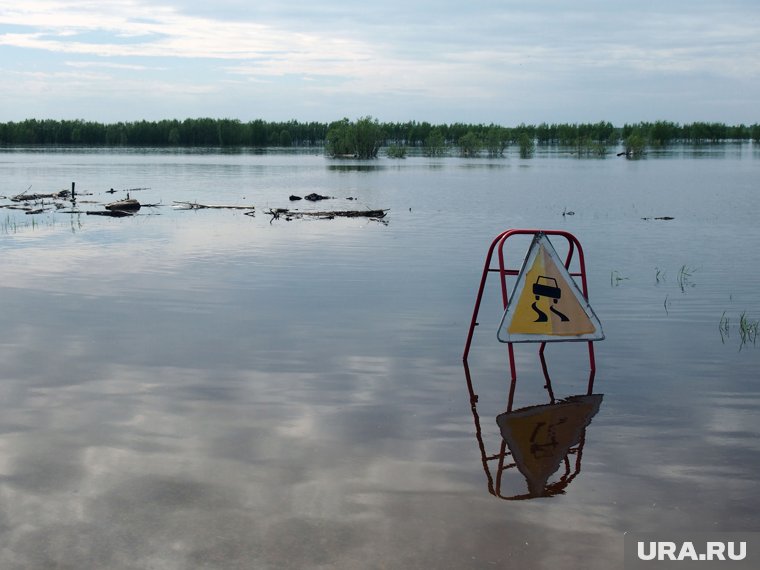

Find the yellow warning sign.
xmin=497 ymin=233 xmax=604 ymax=343
xmin=496 ymin=394 xmax=603 ymax=497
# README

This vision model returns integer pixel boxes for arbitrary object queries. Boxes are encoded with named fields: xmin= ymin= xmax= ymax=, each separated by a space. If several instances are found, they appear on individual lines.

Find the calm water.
xmin=1 ymin=146 xmax=759 ymax=569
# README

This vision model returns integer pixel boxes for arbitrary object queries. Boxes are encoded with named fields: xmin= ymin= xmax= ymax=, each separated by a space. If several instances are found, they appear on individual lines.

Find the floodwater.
xmin=1 ymin=145 xmax=759 ymax=569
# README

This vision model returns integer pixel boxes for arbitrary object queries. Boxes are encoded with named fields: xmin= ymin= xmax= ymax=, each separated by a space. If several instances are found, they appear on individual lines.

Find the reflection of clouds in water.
xmin=0 ymin=362 xmax=370 ymax=567
xmin=0 ymin=212 xmax=380 ymax=295
xmin=705 ymin=393 xmax=760 ymax=441
xmin=0 ymin=347 xmax=571 ymax=568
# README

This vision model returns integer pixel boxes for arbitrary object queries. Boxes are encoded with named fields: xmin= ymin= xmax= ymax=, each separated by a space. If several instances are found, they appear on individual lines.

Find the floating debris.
xmin=86 ymin=210 xmax=134 ymax=217
xmin=11 ymin=190 xmax=70 ymax=202
xmin=172 ymin=201 xmax=255 ymax=211
xmin=641 ymin=216 xmax=675 ymax=221
xmin=304 ymin=193 xmax=332 ymax=201
xmin=266 ymin=208 xmax=388 ymax=221
xmin=106 ymin=198 xmax=141 ymax=212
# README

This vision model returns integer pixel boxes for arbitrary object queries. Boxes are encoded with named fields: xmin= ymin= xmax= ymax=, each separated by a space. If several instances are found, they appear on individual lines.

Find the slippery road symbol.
xmin=531 ymin=276 xmax=570 ymax=322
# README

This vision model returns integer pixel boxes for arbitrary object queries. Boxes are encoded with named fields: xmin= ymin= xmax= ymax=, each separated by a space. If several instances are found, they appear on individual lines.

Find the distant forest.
xmin=0 ymin=118 xmax=758 ymax=150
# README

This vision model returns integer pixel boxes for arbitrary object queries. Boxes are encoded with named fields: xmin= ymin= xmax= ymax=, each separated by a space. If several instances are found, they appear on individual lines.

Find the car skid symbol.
xmin=533 ymin=276 xmax=561 ymax=301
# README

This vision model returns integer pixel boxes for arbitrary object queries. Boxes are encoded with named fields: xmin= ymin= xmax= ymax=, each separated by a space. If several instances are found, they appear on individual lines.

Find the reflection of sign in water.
xmin=497 ymin=394 xmax=603 ymax=497
xmin=497 ymin=233 xmax=604 ymax=342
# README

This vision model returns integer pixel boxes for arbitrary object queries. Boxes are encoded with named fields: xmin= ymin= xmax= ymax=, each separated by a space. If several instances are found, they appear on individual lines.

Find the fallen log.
xmin=11 ymin=190 xmax=70 ymax=202
xmin=172 ymin=201 xmax=255 ymax=211
xmin=0 ymin=204 xmax=34 ymax=211
xmin=266 ymin=208 xmax=388 ymax=221
xmin=86 ymin=210 xmax=134 ymax=217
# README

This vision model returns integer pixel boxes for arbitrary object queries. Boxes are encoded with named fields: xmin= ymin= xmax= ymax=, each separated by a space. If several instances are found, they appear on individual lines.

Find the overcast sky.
xmin=1 ymin=0 xmax=758 ymax=125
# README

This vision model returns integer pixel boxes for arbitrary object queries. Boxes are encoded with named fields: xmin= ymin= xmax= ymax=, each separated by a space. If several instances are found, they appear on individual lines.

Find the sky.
xmin=0 ymin=0 xmax=758 ymax=125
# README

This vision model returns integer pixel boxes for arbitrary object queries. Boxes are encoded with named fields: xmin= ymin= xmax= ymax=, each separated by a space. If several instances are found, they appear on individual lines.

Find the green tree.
xmin=326 ymin=118 xmax=356 ymax=157
xmin=485 ymin=126 xmax=508 ymax=157
xmin=423 ymin=129 xmax=446 ymax=157
xmin=624 ymin=133 xmax=646 ymax=157
xmin=167 ymin=127 xmax=181 ymax=145
xmin=458 ymin=131 xmax=482 ymax=157
xmin=353 ymin=116 xmax=382 ymax=159
xmin=326 ymin=116 xmax=382 ymax=159
xmin=751 ymin=124 xmax=760 ymax=143
xmin=518 ymin=133 xmax=535 ymax=158
xmin=386 ymin=144 xmax=407 ymax=158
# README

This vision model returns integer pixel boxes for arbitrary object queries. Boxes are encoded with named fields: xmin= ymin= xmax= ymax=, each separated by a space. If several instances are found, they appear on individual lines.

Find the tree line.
xmin=0 ymin=118 xmax=328 ymax=147
xmin=0 ymin=117 xmax=758 ymax=150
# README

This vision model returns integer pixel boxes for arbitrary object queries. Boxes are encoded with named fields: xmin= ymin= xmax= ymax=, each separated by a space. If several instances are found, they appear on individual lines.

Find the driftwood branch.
xmin=172 ymin=201 xmax=255 ymax=211
xmin=86 ymin=210 xmax=134 ymax=217
xmin=11 ymin=190 xmax=71 ymax=202
xmin=266 ymin=208 xmax=388 ymax=221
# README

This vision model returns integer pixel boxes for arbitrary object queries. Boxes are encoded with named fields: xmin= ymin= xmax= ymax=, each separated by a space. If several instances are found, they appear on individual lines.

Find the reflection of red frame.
xmin=464 ymin=361 xmax=594 ymax=501
xmin=463 ymin=229 xmax=597 ymax=407
xmin=492 ymin=434 xmax=586 ymax=500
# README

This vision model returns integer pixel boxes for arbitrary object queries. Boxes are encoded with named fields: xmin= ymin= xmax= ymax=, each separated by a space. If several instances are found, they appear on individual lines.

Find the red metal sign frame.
xmin=463 ymin=229 xmax=597 ymax=407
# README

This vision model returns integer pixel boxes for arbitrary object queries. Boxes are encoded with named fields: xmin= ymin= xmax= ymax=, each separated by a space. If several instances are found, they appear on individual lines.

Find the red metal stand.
xmin=463 ymin=229 xmax=597 ymax=405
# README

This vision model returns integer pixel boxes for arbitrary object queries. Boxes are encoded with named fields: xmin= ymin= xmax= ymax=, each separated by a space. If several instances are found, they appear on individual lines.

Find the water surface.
xmin=1 ymin=146 xmax=759 ymax=568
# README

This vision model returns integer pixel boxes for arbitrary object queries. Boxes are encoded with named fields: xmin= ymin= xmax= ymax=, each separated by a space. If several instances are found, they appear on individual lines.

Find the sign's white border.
xmin=497 ymin=233 xmax=605 ymax=343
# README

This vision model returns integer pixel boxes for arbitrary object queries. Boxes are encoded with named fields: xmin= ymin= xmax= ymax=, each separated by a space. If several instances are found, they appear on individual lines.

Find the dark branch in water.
xmin=266 ymin=208 xmax=388 ymax=221
xmin=172 ymin=201 xmax=255 ymax=210
xmin=86 ymin=210 xmax=134 ymax=217
xmin=11 ymin=190 xmax=71 ymax=202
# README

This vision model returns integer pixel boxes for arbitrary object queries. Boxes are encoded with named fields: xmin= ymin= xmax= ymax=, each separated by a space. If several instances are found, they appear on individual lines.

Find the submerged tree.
xmin=386 ymin=144 xmax=407 ymax=158
xmin=624 ymin=133 xmax=647 ymax=157
xmin=485 ymin=126 xmax=509 ymax=157
xmin=752 ymin=124 xmax=760 ymax=143
xmin=423 ymin=128 xmax=446 ymax=157
xmin=458 ymin=131 xmax=482 ymax=157
xmin=326 ymin=118 xmax=355 ymax=156
xmin=353 ymin=116 xmax=383 ymax=159
xmin=326 ymin=116 xmax=382 ymax=159
xmin=518 ymin=133 xmax=535 ymax=158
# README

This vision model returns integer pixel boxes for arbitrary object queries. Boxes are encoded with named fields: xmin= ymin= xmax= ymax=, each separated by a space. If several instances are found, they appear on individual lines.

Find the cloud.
xmin=0 ymin=1 xmax=354 ymax=60
xmin=65 ymin=60 xmax=157 ymax=71
xmin=0 ymin=1 xmax=758 ymax=122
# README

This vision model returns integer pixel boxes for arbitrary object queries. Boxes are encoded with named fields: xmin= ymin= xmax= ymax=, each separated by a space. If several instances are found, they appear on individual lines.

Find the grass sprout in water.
xmin=1 ymin=213 xmax=57 ymax=234
xmin=739 ymin=311 xmax=759 ymax=348
xmin=1 ymin=214 xmax=18 ymax=234
xmin=718 ymin=310 xmax=758 ymax=349
xmin=677 ymin=265 xmax=697 ymax=292
xmin=1 ymin=214 xmax=38 ymax=234
xmin=719 ymin=312 xmax=730 ymax=343
xmin=610 ymin=270 xmax=629 ymax=287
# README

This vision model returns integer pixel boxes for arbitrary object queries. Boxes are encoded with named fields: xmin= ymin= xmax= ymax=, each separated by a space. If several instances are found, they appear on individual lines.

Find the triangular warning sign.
xmin=497 ymin=233 xmax=604 ymax=343
xmin=496 ymin=394 xmax=603 ymax=497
